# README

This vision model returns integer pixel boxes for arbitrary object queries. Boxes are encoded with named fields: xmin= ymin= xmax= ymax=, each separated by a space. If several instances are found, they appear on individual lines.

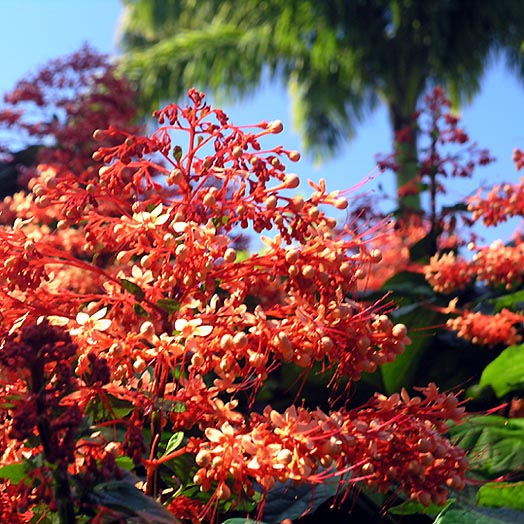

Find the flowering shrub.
xmin=0 ymin=45 xmax=139 ymax=192
xmin=350 ymin=87 xmax=495 ymax=292
xmin=346 ymin=86 xmax=524 ymax=522
xmin=0 ymin=88 xmax=469 ymax=523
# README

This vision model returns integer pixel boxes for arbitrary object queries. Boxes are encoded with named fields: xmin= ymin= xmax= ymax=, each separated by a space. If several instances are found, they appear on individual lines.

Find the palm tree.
xmin=119 ymin=0 xmax=524 ymax=209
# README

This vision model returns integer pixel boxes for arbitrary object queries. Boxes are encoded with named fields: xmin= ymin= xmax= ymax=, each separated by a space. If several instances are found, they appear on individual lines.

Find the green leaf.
xmin=157 ymin=298 xmax=181 ymax=313
xmin=449 ymin=415 xmax=524 ymax=476
xmin=478 ymin=482 xmax=524 ymax=510
xmin=166 ymin=452 xmax=195 ymax=486
xmin=212 ymin=215 xmax=230 ymax=228
xmin=388 ymin=498 xmax=451 ymax=516
xmin=380 ymin=306 xmax=441 ymax=394
xmin=478 ymin=344 xmax=524 ymax=397
xmin=173 ymin=400 xmax=186 ymax=413
xmin=86 ymin=393 xmax=134 ymax=422
xmin=110 ymin=396 xmax=135 ymax=418
xmin=0 ymin=462 xmax=26 ymax=483
xmin=408 ymin=233 xmax=435 ymax=263
xmin=222 ymin=519 xmax=268 ymax=524
xmin=173 ymin=145 xmax=182 ymax=161
xmin=261 ymin=477 xmax=344 ymax=523
xmin=115 ymin=456 xmax=135 ymax=471
xmin=120 ymin=278 xmax=145 ymax=301
xmin=492 ymin=290 xmax=524 ymax=312
xmin=434 ymin=503 xmax=524 ymax=524
xmin=29 ymin=504 xmax=60 ymax=524
xmin=163 ymin=431 xmax=184 ymax=457
xmin=93 ymin=480 xmax=180 ymax=523
xmin=382 ymin=270 xmax=435 ymax=299
xmin=134 ymin=303 xmax=150 ymax=317
xmin=235 ymin=250 xmax=250 ymax=262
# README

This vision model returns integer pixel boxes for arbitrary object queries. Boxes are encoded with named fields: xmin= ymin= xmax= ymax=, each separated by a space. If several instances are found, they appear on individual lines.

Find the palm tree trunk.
xmin=389 ymin=101 xmax=421 ymax=211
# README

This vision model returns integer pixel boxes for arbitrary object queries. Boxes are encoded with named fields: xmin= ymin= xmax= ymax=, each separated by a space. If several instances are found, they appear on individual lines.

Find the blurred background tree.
xmin=119 ymin=0 xmax=524 ymax=210
xmin=0 ymin=45 xmax=139 ymax=197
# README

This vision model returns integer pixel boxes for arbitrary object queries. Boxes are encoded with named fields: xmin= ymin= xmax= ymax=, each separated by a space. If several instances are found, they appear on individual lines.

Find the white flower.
xmin=71 ymin=307 xmax=112 ymax=342
xmin=174 ymin=318 xmax=213 ymax=338
xmin=132 ymin=203 xmax=170 ymax=229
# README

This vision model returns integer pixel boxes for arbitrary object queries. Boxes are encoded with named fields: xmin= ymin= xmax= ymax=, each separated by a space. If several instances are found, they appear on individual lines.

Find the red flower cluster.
xmin=446 ymin=308 xmax=522 ymax=347
xmin=377 ymin=87 xmax=494 ymax=190
xmin=0 ymin=89 xmax=468 ymax=521
xmin=424 ymin=252 xmax=473 ymax=294
xmin=426 ymin=239 xmax=524 ymax=294
xmin=468 ymin=179 xmax=524 ymax=227
xmin=191 ymin=385 xmax=466 ymax=509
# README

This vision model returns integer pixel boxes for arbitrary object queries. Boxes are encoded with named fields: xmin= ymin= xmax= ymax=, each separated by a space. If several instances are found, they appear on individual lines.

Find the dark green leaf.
xmin=441 ymin=202 xmax=469 ymax=213
xmin=29 ymin=504 xmax=60 ymax=524
xmin=0 ymin=462 xmax=26 ymax=483
xmin=478 ymin=344 xmax=524 ymax=397
xmin=167 ymin=453 xmax=196 ymax=486
xmin=93 ymin=481 xmax=180 ymax=523
xmin=120 ymin=278 xmax=145 ymax=301
xmin=107 ymin=396 xmax=134 ymax=418
xmin=408 ymin=233 xmax=435 ymax=263
xmin=262 ymin=477 xmax=343 ymax=523
xmin=173 ymin=145 xmax=182 ymax=161
xmin=163 ymin=431 xmax=184 ymax=457
xmin=381 ymin=270 xmax=435 ymax=299
xmin=388 ymin=498 xmax=451 ymax=516
xmin=491 ymin=290 xmax=524 ymax=312
xmin=380 ymin=307 xmax=441 ymax=394
xmin=434 ymin=503 xmax=524 ymax=524
xmin=222 ymin=517 xmax=265 ymax=524
xmin=115 ymin=456 xmax=135 ymax=471
xmin=134 ymin=303 xmax=150 ymax=317
xmin=449 ymin=415 xmax=524 ymax=476
xmin=478 ymin=482 xmax=524 ymax=510
xmin=157 ymin=298 xmax=181 ymax=313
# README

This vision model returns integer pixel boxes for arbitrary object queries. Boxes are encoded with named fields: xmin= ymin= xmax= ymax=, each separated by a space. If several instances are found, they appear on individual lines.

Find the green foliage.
xmin=478 ymin=482 xmax=524 ymax=511
xmin=388 ymin=498 xmax=451 ymax=516
xmin=449 ymin=416 xmax=524 ymax=477
xmin=478 ymin=344 xmax=524 ymax=397
xmin=434 ymin=502 xmax=524 ymax=524
xmin=120 ymin=278 xmax=146 ymax=300
xmin=223 ymin=519 xmax=263 ymax=524
xmin=380 ymin=305 xmax=442 ymax=393
xmin=492 ymin=290 xmax=524 ymax=312
xmin=162 ymin=431 xmax=184 ymax=457
xmin=0 ymin=462 xmax=27 ymax=483
xmin=261 ymin=477 xmax=344 ymax=523
xmin=157 ymin=298 xmax=182 ymax=313
xmin=92 ymin=481 xmax=181 ymax=523
xmin=119 ymin=0 xmax=524 ymax=194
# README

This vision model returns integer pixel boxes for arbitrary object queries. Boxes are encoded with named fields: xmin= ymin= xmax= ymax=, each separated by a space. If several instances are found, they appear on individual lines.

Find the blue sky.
xmin=1 ymin=1 xmax=524 ymax=244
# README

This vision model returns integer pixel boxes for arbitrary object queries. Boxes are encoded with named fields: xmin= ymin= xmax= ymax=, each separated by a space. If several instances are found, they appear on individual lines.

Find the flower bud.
xmin=195 ymin=450 xmax=211 ymax=467
xmin=92 ymin=129 xmax=105 ymax=141
xmin=168 ymin=168 xmax=184 ymax=185
xmin=334 ymin=197 xmax=348 ymax=209
xmin=284 ymin=174 xmax=300 ymax=188
xmin=269 ymin=120 xmax=284 ymax=133
xmin=302 ymin=265 xmax=315 ymax=279
xmin=265 ymin=195 xmax=278 ymax=210
xmin=233 ymin=332 xmax=248 ymax=348
xmin=203 ymin=192 xmax=216 ymax=207
xmin=288 ymin=150 xmax=301 ymax=162
xmin=224 ymin=248 xmax=237 ymax=263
